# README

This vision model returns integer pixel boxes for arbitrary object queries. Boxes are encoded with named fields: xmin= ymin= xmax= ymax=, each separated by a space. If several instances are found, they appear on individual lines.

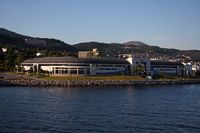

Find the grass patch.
xmin=43 ymin=75 xmax=144 ymax=81
xmin=154 ymin=75 xmax=200 ymax=80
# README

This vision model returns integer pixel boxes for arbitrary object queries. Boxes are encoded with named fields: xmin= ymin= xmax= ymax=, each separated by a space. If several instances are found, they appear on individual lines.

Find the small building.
xmin=2 ymin=48 xmax=7 ymax=53
xmin=36 ymin=52 xmax=42 ymax=57
xmin=182 ymin=62 xmax=192 ymax=75
xmin=119 ymin=54 xmax=132 ymax=58
xmin=78 ymin=48 xmax=99 ymax=58
xmin=21 ymin=57 xmax=130 ymax=76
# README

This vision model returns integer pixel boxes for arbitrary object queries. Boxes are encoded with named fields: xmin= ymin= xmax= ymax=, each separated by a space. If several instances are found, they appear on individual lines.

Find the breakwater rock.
xmin=1 ymin=79 xmax=200 ymax=87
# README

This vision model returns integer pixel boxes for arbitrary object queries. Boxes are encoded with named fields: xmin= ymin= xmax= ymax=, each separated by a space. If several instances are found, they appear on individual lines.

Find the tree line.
xmin=0 ymin=45 xmax=77 ymax=72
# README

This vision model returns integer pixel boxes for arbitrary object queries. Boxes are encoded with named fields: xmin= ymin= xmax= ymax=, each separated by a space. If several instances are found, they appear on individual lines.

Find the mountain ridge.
xmin=1 ymin=28 xmax=200 ymax=61
xmin=0 ymin=28 xmax=77 ymax=51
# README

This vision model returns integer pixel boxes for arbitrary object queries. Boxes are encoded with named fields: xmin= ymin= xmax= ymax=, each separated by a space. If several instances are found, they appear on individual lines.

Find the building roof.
xmin=151 ymin=60 xmax=184 ymax=66
xmin=22 ymin=57 xmax=130 ymax=65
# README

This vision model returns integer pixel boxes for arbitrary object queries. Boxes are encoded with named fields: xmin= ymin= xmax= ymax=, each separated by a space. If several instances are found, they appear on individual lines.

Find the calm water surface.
xmin=0 ymin=85 xmax=200 ymax=133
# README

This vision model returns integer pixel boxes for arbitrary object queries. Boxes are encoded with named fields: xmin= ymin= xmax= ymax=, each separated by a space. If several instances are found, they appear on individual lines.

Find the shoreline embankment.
xmin=1 ymin=79 xmax=200 ymax=87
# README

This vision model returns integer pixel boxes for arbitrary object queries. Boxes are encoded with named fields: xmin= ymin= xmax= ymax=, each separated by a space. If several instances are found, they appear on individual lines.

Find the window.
xmin=87 ymin=68 xmax=90 ymax=75
xmin=70 ymin=69 xmax=77 ymax=74
xmin=78 ymin=69 xmax=84 ymax=74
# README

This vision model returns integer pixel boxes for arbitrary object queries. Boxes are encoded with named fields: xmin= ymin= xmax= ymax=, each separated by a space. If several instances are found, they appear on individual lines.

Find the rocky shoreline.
xmin=1 ymin=79 xmax=200 ymax=87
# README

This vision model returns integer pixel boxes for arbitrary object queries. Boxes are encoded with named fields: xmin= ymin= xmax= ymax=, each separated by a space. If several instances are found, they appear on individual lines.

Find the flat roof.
xmin=22 ymin=57 xmax=130 ymax=65
xmin=151 ymin=60 xmax=184 ymax=66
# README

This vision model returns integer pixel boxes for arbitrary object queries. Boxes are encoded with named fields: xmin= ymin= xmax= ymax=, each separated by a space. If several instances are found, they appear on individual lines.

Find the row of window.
xmin=151 ymin=65 xmax=182 ymax=68
xmin=52 ymin=67 xmax=124 ymax=71
xmin=53 ymin=69 xmax=90 ymax=75
xmin=41 ymin=64 xmax=90 ymax=66
xmin=52 ymin=67 xmax=86 ymax=70
xmin=96 ymin=68 xmax=120 ymax=71
xmin=95 ymin=64 xmax=127 ymax=67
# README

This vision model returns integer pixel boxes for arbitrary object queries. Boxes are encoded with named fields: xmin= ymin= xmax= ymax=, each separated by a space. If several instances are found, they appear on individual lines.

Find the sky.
xmin=0 ymin=0 xmax=200 ymax=50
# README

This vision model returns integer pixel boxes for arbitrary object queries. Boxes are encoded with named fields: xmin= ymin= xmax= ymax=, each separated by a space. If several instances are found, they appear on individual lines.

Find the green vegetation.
xmin=74 ymin=41 xmax=200 ymax=61
xmin=43 ymin=75 xmax=144 ymax=81
xmin=0 ymin=28 xmax=77 ymax=51
xmin=192 ymin=70 xmax=200 ymax=79
xmin=2 ymin=28 xmax=200 ymax=61
xmin=3 ymin=71 xmax=200 ymax=82
xmin=0 ymin=28 xmax=78 ymax=72
xmin=0 ymin=45 xmax=77 ymax=72
xmin=132 ymin=65 xmax=146 ymax=75
xmin=153 ymin=74 xmax=200 ymax=80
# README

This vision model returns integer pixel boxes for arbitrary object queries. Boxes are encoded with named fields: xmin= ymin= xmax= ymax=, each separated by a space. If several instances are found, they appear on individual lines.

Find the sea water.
xmin=0 ymin=85 xmax=200 ymax=132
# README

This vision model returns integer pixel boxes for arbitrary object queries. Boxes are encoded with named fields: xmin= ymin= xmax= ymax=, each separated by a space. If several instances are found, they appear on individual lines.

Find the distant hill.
xmin=1 ymin=28 xmax=200 ymax=61
xmin=123 ymin=41 xmax=148 ymax=47
xmin=74 ymin=41 xmax=200 ymax=61
xmin=73 ymin=42 xmax=123 ymax=57
xmin=0 ymin=28 xmax=77 ymax=51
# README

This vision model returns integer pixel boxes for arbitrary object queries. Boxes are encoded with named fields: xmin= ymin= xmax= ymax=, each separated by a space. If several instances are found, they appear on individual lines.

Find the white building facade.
xmin=21 ymin=57 xmax=130 ymax=76
xmin=126 ymin=57 xmax=151 ymax=75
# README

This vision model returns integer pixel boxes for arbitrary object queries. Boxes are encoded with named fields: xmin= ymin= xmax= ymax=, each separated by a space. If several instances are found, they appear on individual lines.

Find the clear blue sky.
xmin=0 ymin=0 xmax=200 ymax=50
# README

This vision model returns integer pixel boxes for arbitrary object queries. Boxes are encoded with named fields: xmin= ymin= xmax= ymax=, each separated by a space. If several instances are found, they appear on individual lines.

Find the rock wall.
xmin=1 ymin=79 xmax=200 ymax=87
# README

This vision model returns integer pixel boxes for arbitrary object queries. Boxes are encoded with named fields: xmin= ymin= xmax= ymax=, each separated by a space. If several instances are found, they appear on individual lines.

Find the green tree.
xmin=132 ymin=64 xmax=146 ymax=75
xmin=3 ymin=46 xmax=17 ymax=71
xmin=4 ymin=55 xmax=15 ymax=71
xmin=195 ymin=70 xmax=200 ymax=77
xmin=16 ymin=54 xmax=24 ymax=66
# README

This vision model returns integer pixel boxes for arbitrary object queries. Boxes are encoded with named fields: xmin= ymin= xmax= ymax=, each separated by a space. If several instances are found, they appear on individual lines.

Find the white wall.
xmin=41 ymin=66 xmax=52 ymax=72
xmin=126 ymin=57 xmax=133 ymax=65
xmin=23 ymin=66 xmax=31 ymax=71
